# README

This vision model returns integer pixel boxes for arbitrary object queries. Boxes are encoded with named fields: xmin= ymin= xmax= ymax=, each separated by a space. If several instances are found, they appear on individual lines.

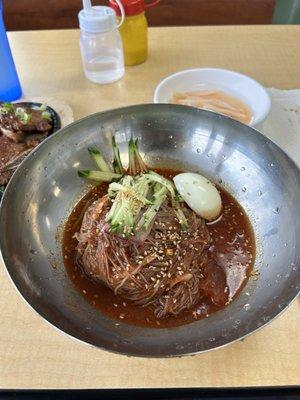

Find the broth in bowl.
xmin=62 ymin=137 xmax=255 ymax=328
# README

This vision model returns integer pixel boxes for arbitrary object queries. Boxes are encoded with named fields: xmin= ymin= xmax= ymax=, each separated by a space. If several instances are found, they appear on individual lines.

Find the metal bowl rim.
xmin=0 ymin=104 xmax=299 ymax=357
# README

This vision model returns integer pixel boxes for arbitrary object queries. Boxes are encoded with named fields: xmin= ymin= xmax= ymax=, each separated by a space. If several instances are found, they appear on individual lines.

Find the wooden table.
xmin=1 ymin=26 xmax=300 ymax=389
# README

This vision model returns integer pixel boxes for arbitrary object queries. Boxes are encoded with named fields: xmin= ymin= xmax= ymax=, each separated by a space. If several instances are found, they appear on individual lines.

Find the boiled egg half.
xmin=173 ymin=172 xmax=222 ymax=220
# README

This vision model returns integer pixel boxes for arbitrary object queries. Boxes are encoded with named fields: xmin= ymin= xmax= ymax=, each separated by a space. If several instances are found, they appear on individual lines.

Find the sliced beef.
xmin=22 ymin=109 xmax=52 ymax=132
xmin=0 ymin=103 xmax=53 ymax=187
xmin=0 ymin=136 xmax=27 ymax=185
xmin=1 ymin=127 xmax=24 ymax=143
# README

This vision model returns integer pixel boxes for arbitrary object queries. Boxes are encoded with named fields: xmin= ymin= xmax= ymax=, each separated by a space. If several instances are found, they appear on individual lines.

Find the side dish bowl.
xmin=0 ymin=104 xmax=299 ymax=357
xmin=153 ymin=68 xmax=271 ymax=126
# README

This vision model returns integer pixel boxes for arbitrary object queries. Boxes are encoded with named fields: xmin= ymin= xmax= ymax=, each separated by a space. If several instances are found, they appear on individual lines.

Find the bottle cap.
xmin=78 ymin=6 xmax=117 ymax=33
xmin=109 ymin=0 xmax=145 ymax=16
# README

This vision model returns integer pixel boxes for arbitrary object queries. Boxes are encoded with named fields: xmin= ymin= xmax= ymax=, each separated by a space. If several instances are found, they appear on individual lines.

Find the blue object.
xmin=0 ymin=0 xmax=22 ymax=101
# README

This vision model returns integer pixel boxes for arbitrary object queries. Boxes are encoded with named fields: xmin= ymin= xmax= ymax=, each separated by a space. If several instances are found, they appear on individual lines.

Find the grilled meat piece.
xmin=0 ymin=136 xmax=27 ymax=185
xmin=0 ymin=102 xmax=53 ymax=187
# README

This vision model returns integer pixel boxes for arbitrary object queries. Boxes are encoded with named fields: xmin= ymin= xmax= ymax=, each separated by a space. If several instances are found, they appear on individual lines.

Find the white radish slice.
xmin=173 ymin=173 xmax=222 ymax=220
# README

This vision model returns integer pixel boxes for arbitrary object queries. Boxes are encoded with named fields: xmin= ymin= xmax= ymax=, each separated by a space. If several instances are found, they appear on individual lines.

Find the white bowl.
xmin=153 ymin=68 xmax=270 ymax=126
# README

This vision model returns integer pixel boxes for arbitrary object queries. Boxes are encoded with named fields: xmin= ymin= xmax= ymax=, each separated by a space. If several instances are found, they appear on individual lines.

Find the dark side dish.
xmin=0 ymin=102 xmax=59 ymax=191
xmin=63 ymin=137 xmax=255 ymax=328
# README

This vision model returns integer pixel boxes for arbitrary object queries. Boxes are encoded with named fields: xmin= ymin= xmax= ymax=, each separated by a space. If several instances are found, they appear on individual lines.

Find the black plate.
xmin=0 ymin=101 xmax=61 ymax=198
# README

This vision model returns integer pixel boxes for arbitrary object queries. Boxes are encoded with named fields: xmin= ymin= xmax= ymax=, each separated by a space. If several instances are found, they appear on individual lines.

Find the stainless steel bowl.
xmin=1 ymin=104 xmax=299 ymax=357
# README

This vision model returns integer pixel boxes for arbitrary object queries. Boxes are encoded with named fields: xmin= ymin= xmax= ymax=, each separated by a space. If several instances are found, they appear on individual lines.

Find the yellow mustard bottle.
xmin=109 ymin=0 xmax=160 ymax=66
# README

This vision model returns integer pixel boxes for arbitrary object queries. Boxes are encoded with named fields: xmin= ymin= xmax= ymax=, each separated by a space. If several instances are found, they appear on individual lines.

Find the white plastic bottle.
xmin=78 ymin=2 xmax=125 ymax=84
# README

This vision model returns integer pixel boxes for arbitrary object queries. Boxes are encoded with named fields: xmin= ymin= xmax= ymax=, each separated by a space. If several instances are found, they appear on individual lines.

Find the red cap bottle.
xmin=109 ymin=0 xmax=160 ymax=17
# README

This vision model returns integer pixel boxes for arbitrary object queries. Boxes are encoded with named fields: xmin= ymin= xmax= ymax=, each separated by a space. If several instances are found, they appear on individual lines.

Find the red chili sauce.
xmin=62 ymin=169 xmax=255 ymax=328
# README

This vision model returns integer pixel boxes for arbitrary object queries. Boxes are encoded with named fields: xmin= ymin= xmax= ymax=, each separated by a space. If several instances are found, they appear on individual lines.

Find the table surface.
xmin=1 ymin=25 xmax=300 ymax=389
